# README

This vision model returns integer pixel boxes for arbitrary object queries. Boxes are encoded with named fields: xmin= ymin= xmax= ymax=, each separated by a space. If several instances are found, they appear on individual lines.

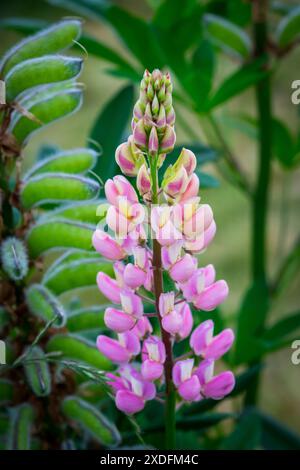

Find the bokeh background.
xmin=1 ymin=0 xmax=299 ymax=434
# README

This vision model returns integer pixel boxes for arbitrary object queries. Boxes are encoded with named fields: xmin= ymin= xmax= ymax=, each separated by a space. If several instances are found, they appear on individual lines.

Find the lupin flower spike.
xmin=92 ymin=69 xmax=234 ymax=422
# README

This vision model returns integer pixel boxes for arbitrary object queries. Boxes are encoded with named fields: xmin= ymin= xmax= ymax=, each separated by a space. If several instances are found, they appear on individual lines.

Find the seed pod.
xmin=6 ymin=404 xmax=35 ymax=450
xmin=0 ymin=19 xmax=82 ymax=76
xmin=67 ymin=306 xmax=107 ymax=333
xmin=46 ymin=334 xmax=111 ymax=370
xmin=61 ymin=396 xmax=121 ymax=447
xmin=9 ymin=85 xmax=83 ymax=144
xmin=21 ymin=173 xmax=99 ymax=209
xmin=0 ymin=237 xmax=28 ymax=281
xmin=25 ymin=283 xmax=66 ymax=327
xmin=5 ymin=55 xmax=83 ymax=101
xmin=23 ymin=346 xmax=51 ymax=397
xmin=42 ymin=200 xmax=108 ymax=225
xmin=25 ymin=148 xmax=98 ymax=178
xmin=43 ymin=258 xmax=113 ymax=295
xmin=26 ymin=218 xmax=95 ymax=257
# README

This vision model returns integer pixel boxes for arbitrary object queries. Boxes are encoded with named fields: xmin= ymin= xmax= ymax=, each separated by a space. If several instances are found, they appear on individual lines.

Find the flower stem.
xmin=150 ymin=155 xmax=176 ymax=449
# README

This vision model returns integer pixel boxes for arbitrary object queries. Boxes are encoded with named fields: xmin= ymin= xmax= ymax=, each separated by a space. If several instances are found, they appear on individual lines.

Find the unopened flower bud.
xmin=115 ymin=137 xmax=145 ymax=176
xmin=162 ymin=165 xmax=189 ymax=202
xmin=137 ymin=164 xmax=151 ymax=197
xmin=159 ymin=125 xmax=176 ymax=154
xmin=148 ymin=126 xmax=159 ymax=156
xmin=133 ymin=119 xmax=148 ymax=151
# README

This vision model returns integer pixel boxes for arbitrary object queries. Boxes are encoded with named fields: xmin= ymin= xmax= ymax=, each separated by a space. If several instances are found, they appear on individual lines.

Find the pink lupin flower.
xmin=97 ymin=331 xmax=140 ymax=364
xmin=184 ymin=219 xmax=216 ymax=253
xmin=159 ymin=125 xmax=176 ymax=154
xmin=137 ymin=164 xmax=151 ymax=198
xmin=133 ymin=119 xmax=148 ymax=151
xmin=161 ymin=241 xmax=197 ymax=283
xmin=105 ymin=175 xmax=138 ymax=206
xmin=190 ymin=320 xmax=234 ymax=360
xmin=195 ymin=359 xmax=235 ymax=400
xmin=180 ymin=266 xmax=229 ymax=311
xmin=106 ymin=197 xmax=145 ymax=237
xmin=131 ymin=316 xmax=153 ymax=339
xmin=175 ymin=301 xmax=193 ymax=341
xmin=178 ymin=174 xmax=200 ymax=203
xmin=92 ymin=229 xmax=126 ymax=260
xmin=151 ymin=205 xmax=182 ymax=246
xmin=159 ymin=292 xmax=183 ymax=335
xmin=109 ymin=365 xmax=156 ymax=414
xmin=141 ymin=335 xmax=166 ymax=381
xmin=96 ymin=261 xmax=126 ymax=304
xmin=172 ymin=359 xmax=201 ymax=402
xmin=162 ymin=166 xmax=189 ymax=202
xmin=104 ymin=307 xmax=136 ymax=333
xmin=176 ymin=148 xmax=197 ymax=176
xmin=123 ymin=246 xmax=151 ymax=289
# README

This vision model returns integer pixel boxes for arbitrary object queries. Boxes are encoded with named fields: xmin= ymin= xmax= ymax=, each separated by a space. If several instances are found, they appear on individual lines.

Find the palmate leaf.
xmin=27 ymin=218 xmax=95 ymax=257
xmin=5 ymin=55 xmax=82 ymax=102
xmin=89 ymin=85 xmax=134 ymax=179
xmin=203 ymin=13 xmax=252 ymax=59
xmin=62 ymin=396 xmax=121 ymax=447
xmin=43 ymin=258 xmax=113 ymax=295
xmin=46 ymin=334 xmax=111 ymax=370
xmin=276 ymin=5 xmax=300 ymax=48
xmin=21 ymin=173 xmax=99 ymax=209
xmin=0 ymin=19 xmax=82 ymax=76
xmin=25 ymin=148 xmax=99 ymax=178
xmin=6 ymin=404 xmax=35 ymax=450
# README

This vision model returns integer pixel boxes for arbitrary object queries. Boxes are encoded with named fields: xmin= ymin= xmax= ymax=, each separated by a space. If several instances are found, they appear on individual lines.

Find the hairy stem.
xmin=245 ymin=0 xmax=272 ymax=406
xmin=150 ymin=155 xmax=176 ymax=449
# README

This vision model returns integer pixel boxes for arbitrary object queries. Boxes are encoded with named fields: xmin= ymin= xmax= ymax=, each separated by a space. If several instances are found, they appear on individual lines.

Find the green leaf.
xmin=25 ymin=148 xmax=98 ymax=177
xmin=208 ymin=58 xmax=267 ymax=109
xmin=43 ymin=258 xmax=113 ymax=295
xmin=196 ymin=170 xmax=220 ymax=188
xmin=10 ymin=85 xmax=83 ymax=144
xmin=272 ymin=118 xmax=296 ymax=169
xmin=27 ymin=218 xmax=95 ymax=257
xmin=259 ymin=411 xmax=300 ymax=450
xmin=7 ymin=404 xmax=35 ymax=450
xmin=5 ymin=55 xmax=82 ymax=101
xmin=0 ymin=19 xmax=82 ymax=76
xmin=26 ymin=283 xmax=66 ymax=327
xmin=89 ymin=85 xmax=134 ymax=178
xmin=21 ymin=173 xmax=99 ymax=209
xmin=220 ymin=409 xmax=261 ymax=450
xmin=23 ymin=346 xmax=51 ymax=397
xmin=46 ymin=334 xmax=111 ymax=370
xmin=204 ymin=13 xmax=251 ymax=58
xmin=234 ymin=281 xmax=269 ymax=365
xmin=62 ymin=396 xmax=121 ymax=446
xmin=176 ymin=412 xmax=235 ymax=431
xmin=67 ymin=306 xmax=107 ymax=333
xmin=261 ymin=311 xmax=300 ymax=352
xmin=0 ymin=379 xmax=13 ymax=404
xmin=276 ymin=5 xmax=300 ymax=48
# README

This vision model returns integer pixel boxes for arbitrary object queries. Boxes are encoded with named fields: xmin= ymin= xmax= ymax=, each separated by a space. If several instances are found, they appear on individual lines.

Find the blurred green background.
xmin=0 ymin=0 xmax=299 ymax=433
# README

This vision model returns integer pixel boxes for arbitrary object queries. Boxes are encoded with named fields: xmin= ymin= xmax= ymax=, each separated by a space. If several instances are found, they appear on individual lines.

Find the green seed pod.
xmin=25 ymin=148 xmax=98 ymax=177
xmin=42 ymin=200 xmax=108 ymax=225
xmin=46 ymin=334 xmax=111 ymax=370
xmin=5 ymin=55 xmax=83 ymax=101
xmin=61 ymin=396 xmax=121 ymax=447
xmin=10 ymin=86 xmax=83 ymax=144
xmin=67 ymin=306 xmax=107 ymax=333
xmin=26 ymin=218 xmax=94 ymax=258
xmin=0 ymin=19 xmax=82 ymax=76
xmin=43 ymin=258 xmax=113 ymax=295
xmin=21 ymin=173 xmax=99 ymax=209
xmin=23 ymin=346 xmax=51 ymax=397
xmin=25 ymin=283 xmax=66 ymax=327
xmin=6 ymin=403 xmax=35 ymax=450
xmin=0 ymin=237 xmax=28 ymax=281
xmin=0 ymin=379 xmax=13 ymax=405
xmin=45 ymin=249 xmax=98 ymax=279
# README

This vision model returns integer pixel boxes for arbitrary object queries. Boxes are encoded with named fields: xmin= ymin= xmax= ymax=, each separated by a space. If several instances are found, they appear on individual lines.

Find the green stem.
xmin=245 ymin=0 xmax=272 ymax=406
xmin=150 ymin=155 xmax=176 ymax=449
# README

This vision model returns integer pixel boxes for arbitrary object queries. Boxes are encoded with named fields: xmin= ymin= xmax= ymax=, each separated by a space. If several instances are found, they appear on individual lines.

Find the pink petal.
xmin=96 ymin=335 xmax=129 ymax=363
xmin=205 ymin=329 xmax=235 ymax=360
xmin=169 ymin=254 xmax=197 ymax=283
xmin=194 ymin=280 xmax=229 ymax=311
xmin=96 ymin=272 xmax=121 ymax=303
xmin=123 ymin=264 xmax=147 ymax=289
xmin=178 ymin=376 xmax=201 ymax=401
xmin=104 ymin=307 xmax=136 ymax=333
xmin=162 ymin=310 xmax=183 ymax=334
xmin=92 ymin=230 xmax=126 ymax=260
xmin=115 ymin=390 xmax=145 ymax=414
xmin=190 ymin=320 xmax=214 ymax=356
xmin=203 ymin=371 xmax=235 ymax=400
xmin=141 ymin=360 xmax=164 ymax=381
